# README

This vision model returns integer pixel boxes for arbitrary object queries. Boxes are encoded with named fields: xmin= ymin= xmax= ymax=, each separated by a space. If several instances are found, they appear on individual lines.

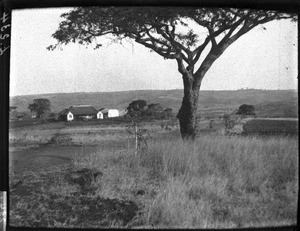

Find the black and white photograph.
xmin=5 ymin=2 xmax=298 ymax=229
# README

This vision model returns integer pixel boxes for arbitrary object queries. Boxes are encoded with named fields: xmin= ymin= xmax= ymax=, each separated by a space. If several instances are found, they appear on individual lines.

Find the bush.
xmin=236 ymin=104 xmax=255 ymax=116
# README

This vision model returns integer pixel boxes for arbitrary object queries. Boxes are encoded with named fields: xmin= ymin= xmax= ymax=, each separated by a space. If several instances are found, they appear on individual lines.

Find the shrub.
xmin=236 ymin=104 xmax=255 ymax=116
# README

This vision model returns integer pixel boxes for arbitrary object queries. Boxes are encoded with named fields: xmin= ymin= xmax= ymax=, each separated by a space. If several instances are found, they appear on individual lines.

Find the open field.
xmin=8 ymin=117 xmax=298 ymax=228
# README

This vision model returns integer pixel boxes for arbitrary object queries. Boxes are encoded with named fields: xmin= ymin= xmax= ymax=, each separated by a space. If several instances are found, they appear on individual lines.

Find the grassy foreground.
xmin=10 ymin=134 xmax=298 ymax=228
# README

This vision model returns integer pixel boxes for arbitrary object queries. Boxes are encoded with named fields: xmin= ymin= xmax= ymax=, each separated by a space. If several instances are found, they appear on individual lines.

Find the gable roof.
xmin=99 ymin=108 xmax=109 ymax=114
xmin=59 ymin=108 xmax=69 ymax=115
xmin=60 ymin=105 xmax=98 ymax=116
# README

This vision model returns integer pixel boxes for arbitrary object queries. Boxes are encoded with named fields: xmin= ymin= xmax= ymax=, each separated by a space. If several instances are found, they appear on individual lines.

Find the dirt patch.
xmin=10 ymin=168 xmax=139 ymax=228
xmin=10 ymin=192 xmax=138 ymax=228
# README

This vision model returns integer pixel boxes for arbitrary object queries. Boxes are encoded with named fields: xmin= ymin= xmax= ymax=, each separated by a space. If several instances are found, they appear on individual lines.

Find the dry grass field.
xmin=8 ymin=117 xmax=298 ymax=228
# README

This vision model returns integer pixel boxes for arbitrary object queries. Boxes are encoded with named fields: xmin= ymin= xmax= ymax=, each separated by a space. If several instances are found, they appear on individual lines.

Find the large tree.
xmin=28 ymin=98 xmax=51 ymax=119
xmin=127 ymin=99 xmax=148 ymax=116
xmin=48 ymin=7 xmax=296 ymax=139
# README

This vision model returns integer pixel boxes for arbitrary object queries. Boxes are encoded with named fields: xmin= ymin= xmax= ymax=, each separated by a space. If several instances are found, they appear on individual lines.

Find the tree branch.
xmin=191 ymin=36 xmax=210 ymax=65
xmin=154 ymin=25 xmax=191 ymax=64
xmin=136 ymin=37 xmax=177 ymax=59
xmin=164 ymin=24 xmax=193 ymax=58
xmin=207 ymin=28 xmax=217 ymax=47
xmin=176 ymin=57 xmax=188 ymax=75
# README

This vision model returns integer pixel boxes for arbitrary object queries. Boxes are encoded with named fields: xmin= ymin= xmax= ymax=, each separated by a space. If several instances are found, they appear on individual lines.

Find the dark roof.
xmin=60 ymin=106 xmax=98 ymax=116
xmin=99 ymin=108 xmax=109 ymax=113
xmin=59 ymin=108 xmax=69 ymax=115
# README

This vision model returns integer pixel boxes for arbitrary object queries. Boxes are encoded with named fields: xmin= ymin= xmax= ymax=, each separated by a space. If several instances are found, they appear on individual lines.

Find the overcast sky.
xmin=9 ymin=7 xmax=298 ymax=97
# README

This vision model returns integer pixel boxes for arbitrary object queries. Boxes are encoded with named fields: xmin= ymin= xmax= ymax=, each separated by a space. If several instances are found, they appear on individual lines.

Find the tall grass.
xmin=68 ymin=134 xmax=297 ymax=227
xmin=132 ymin=134 xmax=298 ymax=228
xmin=69 ymin=133 xmax=298 ymax=228
xmin=12 ymin=132 xmax=297 ymax=228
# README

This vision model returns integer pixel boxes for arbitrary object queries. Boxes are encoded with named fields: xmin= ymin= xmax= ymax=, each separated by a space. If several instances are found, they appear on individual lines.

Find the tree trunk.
xmin=177 ymin=73 xmax=201 ymax=140
xmin=176 ymin=50 xmax=218 ymax=140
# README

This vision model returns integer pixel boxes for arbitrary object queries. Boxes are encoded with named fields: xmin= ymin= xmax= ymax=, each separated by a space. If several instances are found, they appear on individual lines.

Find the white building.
xmin=67 ymin=111 xmax=74 ymax=121
xmin=97 ymin=111 xmax=104 ymax=119
xmin=99 ymin=108 xmax=120 ymax=118
xmin=108 ymin=109 xmax=119 ymax=118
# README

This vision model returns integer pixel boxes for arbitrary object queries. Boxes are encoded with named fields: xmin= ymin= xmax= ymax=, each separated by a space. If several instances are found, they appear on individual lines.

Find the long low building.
xmin=59 ymin=105 xmax=120 ymax=121
xmin=59 ymin=105 xmax=101 ymax=121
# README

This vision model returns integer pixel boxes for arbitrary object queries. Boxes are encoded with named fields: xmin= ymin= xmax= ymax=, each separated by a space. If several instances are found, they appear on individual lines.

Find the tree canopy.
xmin=236 ymin=104 xmax=256 ymax=116
xmin=28 ymin=98 xmax=51 ymax=118
xmin=48 ymin=7 xmax=296 ymax=77
xmin=144 ymin=103 xmax=164 ymax=118
xmin=127 ymin=99 xmax=147 ymax=116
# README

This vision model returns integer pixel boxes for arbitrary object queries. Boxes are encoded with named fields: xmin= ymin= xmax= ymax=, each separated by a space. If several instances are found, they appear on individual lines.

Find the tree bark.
xmin=176 ymin=48 xmax=221 ymax=140
xmin=177 ymin=73 xmax=201 ymax=140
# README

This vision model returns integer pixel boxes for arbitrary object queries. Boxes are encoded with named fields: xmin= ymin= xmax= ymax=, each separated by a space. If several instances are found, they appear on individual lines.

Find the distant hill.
xmin=255 ymin=98 xmax=298 ymax=118
xmin=10 ymin=89 xmax=298 ymax=118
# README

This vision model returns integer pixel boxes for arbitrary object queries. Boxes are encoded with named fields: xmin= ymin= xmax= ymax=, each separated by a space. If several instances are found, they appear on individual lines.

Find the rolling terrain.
xmin=10 ymin=89 xmax=298 ymax=118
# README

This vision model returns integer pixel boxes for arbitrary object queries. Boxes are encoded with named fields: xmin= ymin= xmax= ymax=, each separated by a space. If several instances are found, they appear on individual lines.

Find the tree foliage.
xmin=28 ymin=98 xmax=51 ymax=118
xmin=127 ymin=99 xmax=147 ymax=116
xmin=48 ymin=7 xmax=296 ymax=75
xmin=147 ymin=103 xmax=163 ymax=111
xmin=163 ymin=108 xmax=173 ymax=119
xmin=144 ymin=103 xmax=164 ymax=118
xmin=236 ymin=104 xmax=255 ymax=116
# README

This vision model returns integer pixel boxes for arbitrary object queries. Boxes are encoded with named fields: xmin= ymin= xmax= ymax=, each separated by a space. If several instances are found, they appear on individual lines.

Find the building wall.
xmin=108 ymin=109 xmax=119 ymax=118
xmin=97 ymin=112 xmax=103 ymax=119
xmin=67 ymin=112 xmax=74 ymax=121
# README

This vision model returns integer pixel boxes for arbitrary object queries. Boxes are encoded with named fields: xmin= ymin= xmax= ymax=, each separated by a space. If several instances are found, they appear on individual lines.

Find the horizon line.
xmin=10 ymin=88 xmax=298 ymax=98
